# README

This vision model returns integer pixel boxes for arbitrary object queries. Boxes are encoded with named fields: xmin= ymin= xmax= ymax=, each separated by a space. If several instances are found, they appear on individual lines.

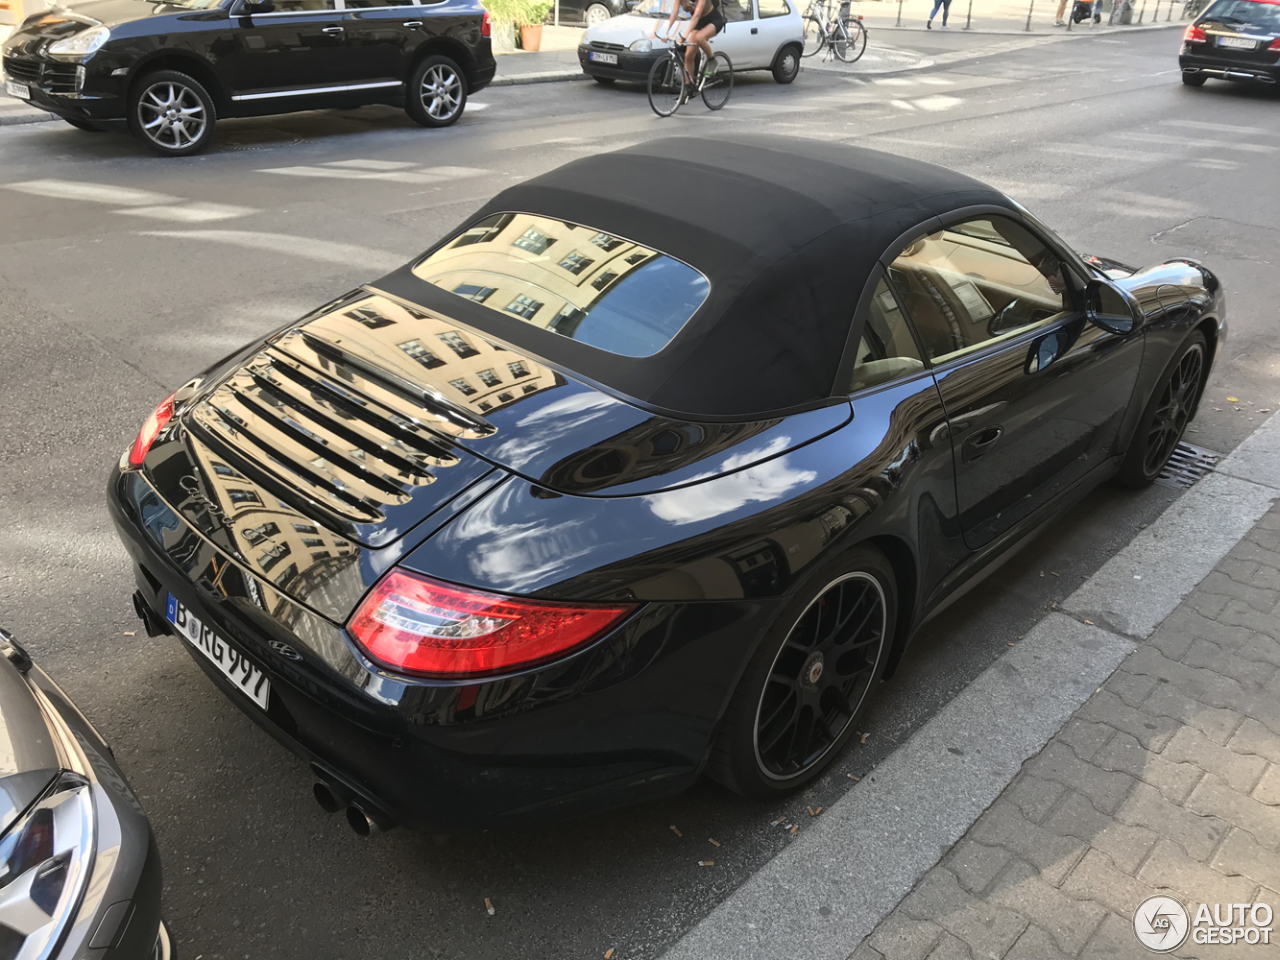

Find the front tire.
xmin=647 ymin=53 xmax=685 ymax=117
xmin=128 ymin=70 xmax=216 ymax=157
xmin=1115 ymin=331 xmax=1207 ymax=488
xmin=406 ymin=55 xmax=467 ymax=128
xmin=585 ymin=2 xmax=612 ymax=24
xmin=772 ymin=44 xmax=801 ymax=83
xmin=709 ymin=546 xmax=896 ymax=799
xmin=834 ymin=18 xmax=867 ymax=62
xmin=802 ymin=15 xmax=825 ymax=56
xmin=700 ymin=52 xmax=733 ymax=110
xmin=1181 ymin=72 xmax=1207 ymax=86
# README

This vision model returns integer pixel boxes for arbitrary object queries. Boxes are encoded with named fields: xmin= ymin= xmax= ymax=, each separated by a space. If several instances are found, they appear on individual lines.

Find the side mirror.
xmin=1085 ymin=278 xmax=1138 ymax=336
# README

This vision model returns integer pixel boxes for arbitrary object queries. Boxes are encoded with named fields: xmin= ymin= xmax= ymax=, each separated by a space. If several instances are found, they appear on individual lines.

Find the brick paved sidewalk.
xmin=850 ymin=502 xmax=1280 ymax=960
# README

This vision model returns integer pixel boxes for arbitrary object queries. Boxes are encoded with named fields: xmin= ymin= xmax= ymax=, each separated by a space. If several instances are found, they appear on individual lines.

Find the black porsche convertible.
xmin=107 ymin=137 xmax=1223 ymax=833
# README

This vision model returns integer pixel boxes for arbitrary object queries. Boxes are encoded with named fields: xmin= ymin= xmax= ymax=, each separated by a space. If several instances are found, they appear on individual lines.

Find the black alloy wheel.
xmin=709 ymin=546 xmax=895 ymax=798
xmin=406 ymin=55 xmax=467 ymax=128
xmin=772 ymin=44 xmax=801 ymax=83
xmin=1117 ymin=331 xmax=1207 ymax=487
xmin=128 ymin=70 xmax=216 ymax=157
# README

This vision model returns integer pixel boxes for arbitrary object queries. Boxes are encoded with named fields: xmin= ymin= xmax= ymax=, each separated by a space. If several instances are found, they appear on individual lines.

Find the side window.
xmin=722 ymin=0 xmax=752 ymax=21
xmin=885 ymin=215 xmax=1069 ymax=364
xmin=849 ymin=279 xmax=925 ymax=392
xmin=757 ymin=0 xmax=790 ymax=14
xmin=269 ymin=0 xmax=338 ymax=10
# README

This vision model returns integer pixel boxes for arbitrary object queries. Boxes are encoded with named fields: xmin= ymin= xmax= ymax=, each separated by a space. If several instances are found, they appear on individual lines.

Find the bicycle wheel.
xmin=802 ymin=15 xmax=826 ymax=56
xmin=836 ymin=18 xmax=867 ymax=62
xmin=647 ymin=53 xmax=686 ymax=117
xmin=700 ymin=52 xmax=734 ymax=110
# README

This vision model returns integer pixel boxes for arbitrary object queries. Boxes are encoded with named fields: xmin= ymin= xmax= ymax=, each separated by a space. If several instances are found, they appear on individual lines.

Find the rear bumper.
xmin=107 ymin=466 xmax=771 ymax=831
xmin=469 ymin=42 xmax=497 ymax=93
xmin=1179 ymin=52 xmax=1280 ymax=82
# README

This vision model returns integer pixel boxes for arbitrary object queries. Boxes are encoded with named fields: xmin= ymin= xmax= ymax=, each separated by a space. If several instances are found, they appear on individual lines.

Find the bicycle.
xmin=802 ymin=0 xmax=867 ymax=63
xmin=646 ymin=37 xmax=734 ymax=117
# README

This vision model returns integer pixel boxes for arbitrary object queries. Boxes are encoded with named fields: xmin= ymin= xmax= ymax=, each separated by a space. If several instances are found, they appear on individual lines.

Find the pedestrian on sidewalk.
xmin=1053 ymin=0 xmax=1069 ymax=24
xmin=926 ymin=0 xmax=951 ymax=27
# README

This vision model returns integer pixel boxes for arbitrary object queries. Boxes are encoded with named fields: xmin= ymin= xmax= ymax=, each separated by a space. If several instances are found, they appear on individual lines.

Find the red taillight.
xmin=1268 ymin=37 xmax=1280 ymax=50
xmin=348 ymin=570 xmax=636 ymax=678
xmin=127 ymin=393 xmax=176 ymax=470
xmin=482 ymin=9 xmax=491 ymax=37
xmin=1184 ymin=24 xmax=1206 ymax=42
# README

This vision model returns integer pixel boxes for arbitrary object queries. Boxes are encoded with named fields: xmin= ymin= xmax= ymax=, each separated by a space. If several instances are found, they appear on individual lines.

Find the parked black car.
xmin=108 ymin=136 xmax=1223 ymax=833
xmin=1179 ymin=0 xmax=1280 ymax=86
xmin=0 ymin=627 xmax=169 ymax=958
xmin=1 ymin=0 xmax=495 ymax=156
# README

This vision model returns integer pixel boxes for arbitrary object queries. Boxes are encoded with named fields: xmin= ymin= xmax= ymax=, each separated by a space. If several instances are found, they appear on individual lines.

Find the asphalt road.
xmin=2 ymin=27 xmax=1278 ymax=960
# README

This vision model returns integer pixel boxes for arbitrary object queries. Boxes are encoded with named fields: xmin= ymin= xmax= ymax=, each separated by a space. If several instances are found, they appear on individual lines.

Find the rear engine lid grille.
xmin=184 ymin=327 xmax=496 ymax=548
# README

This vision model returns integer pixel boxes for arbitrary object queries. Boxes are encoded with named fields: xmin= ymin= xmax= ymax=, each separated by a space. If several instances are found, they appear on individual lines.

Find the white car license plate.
xmin=1217 ymin=36 xmax=1256 ymax=48
xmin=4 ymin=80 xmax=31 ymax=101
xmin=166 ymin=595 xmax=270 ymax=710
xmin=590 ymin=51 xmax=619 ymax=64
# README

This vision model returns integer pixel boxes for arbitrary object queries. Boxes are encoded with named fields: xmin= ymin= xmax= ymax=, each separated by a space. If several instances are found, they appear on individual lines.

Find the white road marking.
xmin=6 ymin=179 xmax=178 ymax=207
xmin=1134 ymin=132 xmax=1278 ymax=153
xmin=912 ymin=95 xmax=963 ymax=112
xmin=138 ymin=229 xmax=402 ymax=271
xmin=1187 ymin=157 xmax=1240 ymax=170
xmin=323 ymin=159 xmax=417 ymax=170
xmin=259 ymin=160 xmax=487 ymax=184
xmin=466 ymin=101 xmax=490 ymax=111
xmin=1168 ymin=119 xmax=1275 ymax=137
xmin=116 ymin=202 xmax=258 ymax=223
xmin=872 ymin=77 xmax=917 ymax=86
xmin=914 ymin=76 xmax=955 ymax=85
xmin=1039 ymin=143 xmax=1160 ymax=163
xmin=889 ymin=99 xmax=917 ymax=111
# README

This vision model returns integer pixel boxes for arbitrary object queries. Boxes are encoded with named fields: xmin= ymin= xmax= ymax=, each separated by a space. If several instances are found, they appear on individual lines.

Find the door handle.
xmin=751 ymin=26 xmax=758 ymax=32
xmin=321 ymin=24 xmax=344 ymax=32
xmin=963 ymin=426 xmax=1003 ymax=462
xmin=403 ymin=20 xmax=423 ymax=26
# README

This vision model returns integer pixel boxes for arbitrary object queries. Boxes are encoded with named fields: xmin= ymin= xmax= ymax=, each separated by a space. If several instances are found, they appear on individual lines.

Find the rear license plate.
xmin=590 ymin=51 xmax=619 ymax=64
xmin=166 ymin=595 xmax=270 ymax=710
xmin=1217 ymin=36 xmax=1256 ymax=48
xmin=4 ymin=80 xmax=30 ymax=101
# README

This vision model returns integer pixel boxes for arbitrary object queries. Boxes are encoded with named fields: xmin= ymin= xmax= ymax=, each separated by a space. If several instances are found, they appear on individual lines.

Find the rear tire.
xmin=128 ymin=70 xmax=216 ymax=157
xmin=834 ymin=18 xmax=866 ymax=62
xmin=1115 ymin=331 xmax=1207 ymax=488
xmin=1181 ymin=72 xmax=1207 ymax=86
xmin=405 ymin=54 xmax=467 ymax=128
xmin=772 ymin=44 xmax=801 ymax=83
xmin=585 ymin=2 xmax=612 ymax=24
xmin=708 ymin=545 xmax=896 ymax=799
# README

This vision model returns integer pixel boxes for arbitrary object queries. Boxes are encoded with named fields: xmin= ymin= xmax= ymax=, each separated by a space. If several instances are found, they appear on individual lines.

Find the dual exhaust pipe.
xmin=311 ymin=766 xmax=395 ymax=837
xmin=132 ymin=592 xmax=396 ymax=836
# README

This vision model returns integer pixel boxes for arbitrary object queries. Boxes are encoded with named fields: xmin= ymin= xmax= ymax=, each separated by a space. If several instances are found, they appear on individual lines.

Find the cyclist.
xmin=654 ymin=0 xmax=726 ymax=86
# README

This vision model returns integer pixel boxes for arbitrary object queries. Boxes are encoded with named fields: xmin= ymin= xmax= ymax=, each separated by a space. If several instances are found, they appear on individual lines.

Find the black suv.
xmin=2 ymin=0 xmax=495 ymax=156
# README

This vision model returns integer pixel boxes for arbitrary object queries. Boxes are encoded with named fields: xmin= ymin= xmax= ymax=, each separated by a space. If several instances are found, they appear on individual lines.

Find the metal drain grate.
xmin=1155 ymin=441 xmax=1222 ymax=489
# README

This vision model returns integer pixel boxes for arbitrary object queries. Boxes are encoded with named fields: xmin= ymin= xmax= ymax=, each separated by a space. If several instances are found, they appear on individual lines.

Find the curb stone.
xmin=662 ymin=413 xmax=1280 ymax=960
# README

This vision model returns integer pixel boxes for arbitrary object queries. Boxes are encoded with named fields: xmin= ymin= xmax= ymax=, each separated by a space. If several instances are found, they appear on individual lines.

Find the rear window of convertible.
xmin=412 ymin=213 xmax=710 ymax=358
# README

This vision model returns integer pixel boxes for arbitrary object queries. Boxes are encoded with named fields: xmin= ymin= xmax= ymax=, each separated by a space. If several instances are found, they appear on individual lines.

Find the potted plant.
xmin=518 ymin=0 xmax=554 ymax=50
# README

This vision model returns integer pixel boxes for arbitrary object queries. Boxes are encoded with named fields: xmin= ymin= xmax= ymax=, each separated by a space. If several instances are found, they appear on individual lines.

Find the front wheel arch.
xmin=771 ymin=42 xmax=802 ymax=83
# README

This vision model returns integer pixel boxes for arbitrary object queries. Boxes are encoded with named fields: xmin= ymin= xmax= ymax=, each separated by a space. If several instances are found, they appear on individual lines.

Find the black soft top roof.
xmin=373 ymin=135 xmax=1011 ymax=421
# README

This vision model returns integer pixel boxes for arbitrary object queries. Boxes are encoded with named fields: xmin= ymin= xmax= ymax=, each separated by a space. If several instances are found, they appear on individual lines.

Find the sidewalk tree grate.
xmin=1154 ymin=440 xmax=1221 ymax=489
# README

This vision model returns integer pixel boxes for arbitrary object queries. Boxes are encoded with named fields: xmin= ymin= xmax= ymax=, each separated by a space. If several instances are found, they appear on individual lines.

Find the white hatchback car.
xmin=577 ymin=0 xmax=805 ymax=85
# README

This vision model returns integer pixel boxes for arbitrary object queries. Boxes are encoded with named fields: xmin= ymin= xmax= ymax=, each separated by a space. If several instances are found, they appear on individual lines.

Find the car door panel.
xmin=342 ymin=0 xmax=420 ymax=83
xmin=227 ymin=4 xmax=353 ymax=95
xmin=887 ymin=213 xmax=1142 ymax=552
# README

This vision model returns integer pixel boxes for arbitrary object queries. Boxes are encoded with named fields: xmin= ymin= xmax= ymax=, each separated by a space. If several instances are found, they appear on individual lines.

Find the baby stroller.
xmin=1072 ymin=0 xmax=1103 ymax=20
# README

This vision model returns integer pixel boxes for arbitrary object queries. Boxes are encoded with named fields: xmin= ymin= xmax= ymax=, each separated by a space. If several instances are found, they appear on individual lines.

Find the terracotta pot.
xmin=520 ymin=23 xmax=543 ymax=51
